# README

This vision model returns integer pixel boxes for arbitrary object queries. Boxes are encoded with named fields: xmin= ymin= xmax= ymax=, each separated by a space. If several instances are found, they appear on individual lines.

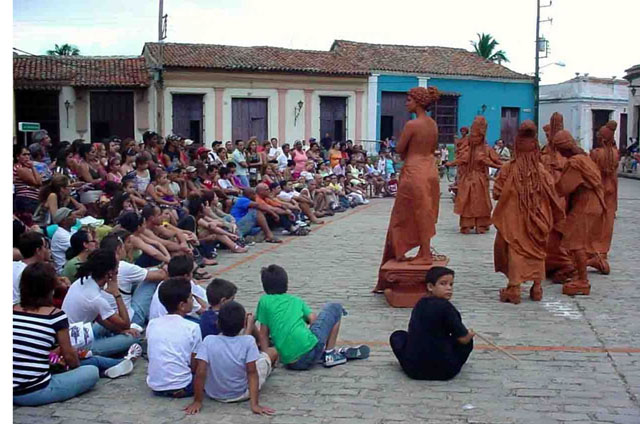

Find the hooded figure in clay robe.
xmin=447 ymin=116 xmax=502 ymax=234
xmin=540 ymin=113 xmax=575 ymax=283
xmin=588 ymin=120 xmax=619 ymax=272
xmin=553 ymin=130 xmax=607 ymax=296
xmin=492 ymin=121 xmax=566 ymax=304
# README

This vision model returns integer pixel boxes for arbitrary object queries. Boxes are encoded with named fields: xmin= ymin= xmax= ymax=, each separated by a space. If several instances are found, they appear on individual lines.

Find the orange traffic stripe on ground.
xmin=338 ymin=340 xmax=640 ymax=354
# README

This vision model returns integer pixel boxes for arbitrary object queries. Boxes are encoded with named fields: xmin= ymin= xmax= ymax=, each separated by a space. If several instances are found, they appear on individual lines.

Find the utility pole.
xmin=534 ymin=0 xmax=553 ymax=127
xmin=534 ymin=0 xmax=541 ymax=127
xmin=158 ymin=0 xmax=164 ymax=41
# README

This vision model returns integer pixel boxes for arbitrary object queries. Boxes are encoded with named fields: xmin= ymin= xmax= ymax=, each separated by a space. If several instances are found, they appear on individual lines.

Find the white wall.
xmin=540 ymin=78 xmax=630 ymax=150
xmin=59 ymin=86 xmax=79 ymax=141
xmin=285 ymin=89 xmax=305 ymax=142
xmin=163 ymin=87 xmax=215 ymax=141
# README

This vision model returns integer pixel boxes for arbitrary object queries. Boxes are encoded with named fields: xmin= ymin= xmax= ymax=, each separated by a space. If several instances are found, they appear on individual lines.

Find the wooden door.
xmin=619 ymin=113 xmax=628 ymax=152
xmin=14 ymin=90 xmax=60 ymax=144
xmin=380 ymin=92 xmax=411 ymax=141
xmin=500 ymin=107 xmax=520 ymax=148
xmin=432 ymin=95 xmax=459 ymax=144
xmin=320 ymin=96 xmax=347 ymax=142
xmin=90 ymin=91 xmax=134 ymax=141
xmin=232 ymin=98 xmax=268 ymax=142
xmin=172 ymin=94 xmax=204 ymax=143
xmin=591 ymin=109 xmax=612 ymax=149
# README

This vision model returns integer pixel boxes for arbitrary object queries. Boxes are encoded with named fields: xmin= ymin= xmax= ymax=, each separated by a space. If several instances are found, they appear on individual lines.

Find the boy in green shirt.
xmin=255 ymin=264 xmax=369 ymax=370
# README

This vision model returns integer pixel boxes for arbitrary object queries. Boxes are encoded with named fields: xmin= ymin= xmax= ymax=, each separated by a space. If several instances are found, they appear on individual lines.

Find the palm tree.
xmin=471 ymin=33 xmax=509 ymax=64
xmin=46 ymin=43 xmax=80 ymax=56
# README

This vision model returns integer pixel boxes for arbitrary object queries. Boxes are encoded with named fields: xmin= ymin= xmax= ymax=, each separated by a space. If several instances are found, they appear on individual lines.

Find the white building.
xmin=624 ymin=64 xmax=640 ymax=149
xmin=539 ymin=75 xmax=629 ymax=151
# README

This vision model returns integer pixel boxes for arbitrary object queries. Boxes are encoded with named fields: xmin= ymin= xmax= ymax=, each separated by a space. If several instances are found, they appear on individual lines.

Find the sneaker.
xmin=281 ymin=229 xmax=290 ymax=235
xmin=296 ymin=221 xmax=309 ymax=228
xmin=322 ymin=350 xmax=347 ymax=368
xmin=337 ymin=345 xmax=370 ymax=360
xmin=124 ymin=343 xmax=143 ymax=361
xmin=130 ymin=323 xmax=144 ymax=333
xmin=105 ymin=359 xmax=134 ymax=379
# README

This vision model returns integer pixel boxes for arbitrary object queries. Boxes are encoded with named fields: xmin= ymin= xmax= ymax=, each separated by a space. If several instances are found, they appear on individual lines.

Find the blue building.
xmin=330 ymin=41 xmax=534 ymax=147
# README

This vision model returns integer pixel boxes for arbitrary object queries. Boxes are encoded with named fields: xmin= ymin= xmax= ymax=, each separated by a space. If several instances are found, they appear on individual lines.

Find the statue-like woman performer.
xmin=374 ymin=87 xmax=444 ymax=293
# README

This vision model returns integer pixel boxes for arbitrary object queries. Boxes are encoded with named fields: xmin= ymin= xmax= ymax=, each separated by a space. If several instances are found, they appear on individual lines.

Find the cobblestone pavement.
xmin=14 ymin=179 xmax=640 ymax=424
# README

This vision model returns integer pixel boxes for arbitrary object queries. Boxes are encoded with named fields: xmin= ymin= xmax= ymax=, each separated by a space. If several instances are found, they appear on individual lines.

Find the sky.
xmin=11 ymin=0 xmax=640 ymax=85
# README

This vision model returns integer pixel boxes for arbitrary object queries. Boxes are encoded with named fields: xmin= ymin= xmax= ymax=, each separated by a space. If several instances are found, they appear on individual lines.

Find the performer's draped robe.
xmin=374 ymin=117 xmax=440 ymax=292
xmin=589 ymin=139 xmax=619 ymax=256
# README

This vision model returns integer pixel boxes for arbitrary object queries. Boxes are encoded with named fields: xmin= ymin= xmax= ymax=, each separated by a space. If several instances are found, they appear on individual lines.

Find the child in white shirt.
xmin=146 ymin=277 xmax=202 ymax=397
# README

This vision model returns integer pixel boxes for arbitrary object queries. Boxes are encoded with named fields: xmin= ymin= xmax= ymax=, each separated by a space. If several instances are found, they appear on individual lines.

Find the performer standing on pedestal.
xmin=374 ymin=87 xmax=444 ymax=293
xmin=492 ymin=121 xmax=565 ymax=304
xmin=588 ymin=120 xmax=619 ymax=273
xmin=446 ymin=116 xmax=502 ymax=234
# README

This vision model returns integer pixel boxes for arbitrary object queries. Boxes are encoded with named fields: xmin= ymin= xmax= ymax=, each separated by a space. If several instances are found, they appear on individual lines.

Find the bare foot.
xmin=232 ymin=245 xmax=249 ymax=253
xmin=312 ymin=220 xmax=325 ymax=225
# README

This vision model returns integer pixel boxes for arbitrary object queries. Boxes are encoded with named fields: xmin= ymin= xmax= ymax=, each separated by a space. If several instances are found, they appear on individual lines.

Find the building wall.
xmin=374 ymin=74 xmax=534 ymax=145
xmin=160 ymin=70 xmax=368 ymax=146
xmin=540 ymin=78 xmax=630 ymax=150
xmin=628 ymin=75 xmax=640 ymax=142
xmin=57 ymin=86 xmax=152 ymax=142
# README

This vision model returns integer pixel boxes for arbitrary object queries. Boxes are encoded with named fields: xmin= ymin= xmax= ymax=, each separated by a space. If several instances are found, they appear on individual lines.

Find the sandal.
xmin=193 ymin=270 xmax=213 ymax=280
xmin=265 ymin=238 xmax=283 ymax=244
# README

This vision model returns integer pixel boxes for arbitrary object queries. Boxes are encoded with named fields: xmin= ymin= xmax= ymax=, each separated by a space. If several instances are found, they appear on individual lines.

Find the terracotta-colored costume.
xmin=453 ymin=129 xmax=469 ymax=185
xmin=553 ymin=130 xmax=607 ymax=296
xmin=589 ymin=120 xmax=619 ymax=264
xmin=540 ymin=113 xmax=574 ymax=282
xmin=375 ymin=87 xmax=443 ymax=294
xmin=492 ymin=121 xmax=565 ymax=304
xmin=449 ymin=116 xmax=502 ymax=234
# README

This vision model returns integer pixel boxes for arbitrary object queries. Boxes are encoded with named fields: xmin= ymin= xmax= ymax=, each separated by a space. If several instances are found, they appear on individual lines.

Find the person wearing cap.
xmin=185 ymin=165 xmax=204 ymax=197
xmin=196 ymin=146 xmax=211 ymax=162
xmin=51 ymin=207 xmax=80 ymax=273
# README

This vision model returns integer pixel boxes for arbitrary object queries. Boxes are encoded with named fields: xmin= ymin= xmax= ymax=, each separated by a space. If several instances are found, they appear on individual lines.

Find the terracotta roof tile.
xmin=330 ymin=40 xmax=531 ymax=80
xmin=13 ymin=56 xmax=151 ymax=89
xmin=144 ymin=42 xmax=367 ymax=76
xmin=144 ymin=40 xmax=531 ymax=81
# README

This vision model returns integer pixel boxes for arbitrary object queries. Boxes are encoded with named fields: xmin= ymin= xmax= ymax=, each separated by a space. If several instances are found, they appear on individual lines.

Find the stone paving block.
xmin=12 ymin=180 xmax=640 ymax=423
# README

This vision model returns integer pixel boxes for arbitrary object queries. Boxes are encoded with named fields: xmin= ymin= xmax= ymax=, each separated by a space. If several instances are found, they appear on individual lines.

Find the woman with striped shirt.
xmin=13 ymin=145 xmax=42 ymax=216
xmin=14 ymin=263 xmax=140 ymax=406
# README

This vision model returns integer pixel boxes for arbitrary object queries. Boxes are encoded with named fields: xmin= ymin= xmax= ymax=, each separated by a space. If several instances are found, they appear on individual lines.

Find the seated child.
xmin=387 ymin=173 xmax=398 ymax=196
xmin=146 ymin=277 xmax=202 ymax=397
xmin=390 ymin=267 xmax=474 ymax=381
xmin=255 ymin=264 xmax=369 ymax=370
xmin=200 ymin=278 xmax=238 ymax=338
xmin=149 ymin=255 xmax=208 ymax=322
xmin=185 ymin=301 xmax=278 ymax=415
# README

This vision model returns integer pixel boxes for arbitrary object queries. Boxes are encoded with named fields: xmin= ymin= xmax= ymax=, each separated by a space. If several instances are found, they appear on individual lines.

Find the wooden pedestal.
xmin=379 ymin=257 xmax=450 ymax=308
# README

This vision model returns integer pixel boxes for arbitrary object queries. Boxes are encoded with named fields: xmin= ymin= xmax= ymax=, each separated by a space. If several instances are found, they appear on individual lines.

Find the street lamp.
xmin=540 ymin=61 xmax=566 ymax=69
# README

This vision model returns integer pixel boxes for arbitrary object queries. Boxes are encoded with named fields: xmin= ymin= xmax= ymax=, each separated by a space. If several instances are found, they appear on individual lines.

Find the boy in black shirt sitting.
xmin=390 ymin=266 xmax=474 ymax=380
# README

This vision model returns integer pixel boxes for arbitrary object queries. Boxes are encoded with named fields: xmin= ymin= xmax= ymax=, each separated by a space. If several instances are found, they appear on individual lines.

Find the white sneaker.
xmin=130 ymin=323 xmax=144 ymax=333
xmin=105 ymin=359 xmax=134 ymax=379
xmin=124 ymin=343 xmax=143 ymax=361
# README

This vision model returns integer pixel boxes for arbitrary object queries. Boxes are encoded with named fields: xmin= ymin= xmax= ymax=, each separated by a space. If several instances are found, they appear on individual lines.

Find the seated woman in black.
xmin=390 ymin=266 xmax=474 ymax=381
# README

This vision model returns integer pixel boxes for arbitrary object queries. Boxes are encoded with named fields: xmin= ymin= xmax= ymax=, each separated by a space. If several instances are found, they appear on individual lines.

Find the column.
xmin=304 ymin=89 xmax=313 ymax=141
xmin=367 ymin=74 xmax=379 ymax=141
xmin=418 ymin=76 xmax=430 ymax=88
xmin=277 ymin=88 xmax=287 ymax=143
xmin=213 ymin=87 xmax=224 ymax=141
xmin=355 ymin=90 xmax=364 ymax=143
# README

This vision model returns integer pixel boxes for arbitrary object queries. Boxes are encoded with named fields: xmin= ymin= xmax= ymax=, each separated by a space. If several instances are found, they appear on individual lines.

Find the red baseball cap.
xmin=196 ymin=146 xmax=211 ymax=156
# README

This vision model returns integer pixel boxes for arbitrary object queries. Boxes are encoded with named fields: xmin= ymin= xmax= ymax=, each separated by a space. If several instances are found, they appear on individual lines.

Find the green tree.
xmin=46 ymin=43 xmax=80 ymax=56
xmin=471 ymin=33 xmax=509 ymax=64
